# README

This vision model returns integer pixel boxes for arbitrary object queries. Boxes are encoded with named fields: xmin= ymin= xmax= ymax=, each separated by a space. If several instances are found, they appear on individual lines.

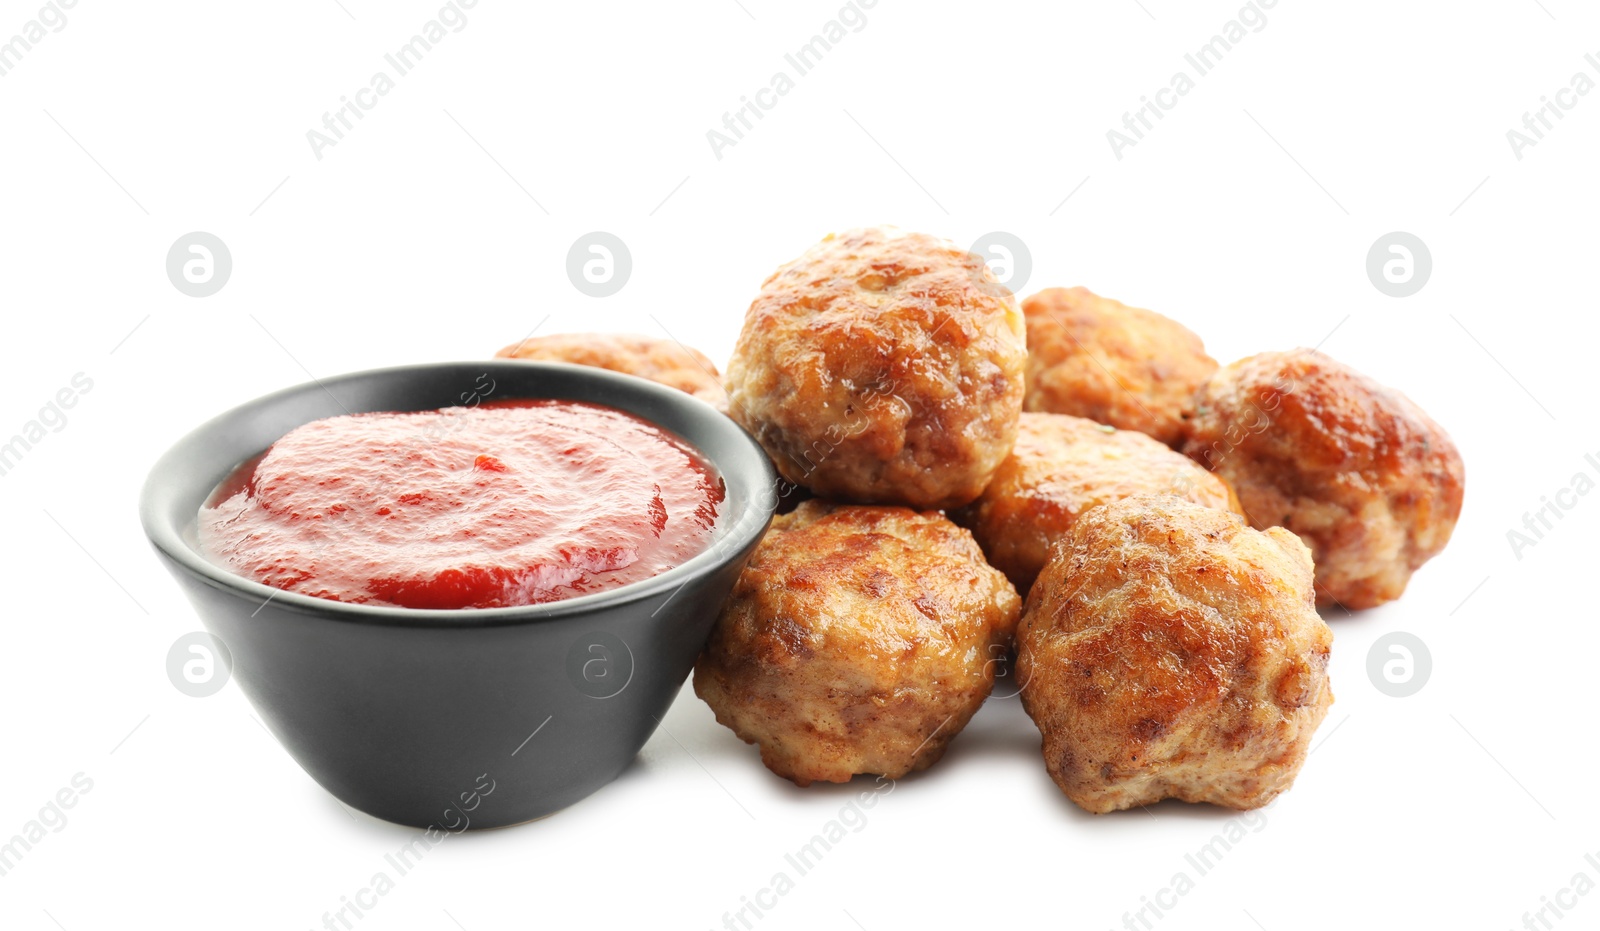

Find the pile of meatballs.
xmin=497 ymin=227 xmax=1466 ymax=814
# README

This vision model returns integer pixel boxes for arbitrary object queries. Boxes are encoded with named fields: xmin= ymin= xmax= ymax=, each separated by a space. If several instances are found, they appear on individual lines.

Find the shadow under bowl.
xmin=139 ymin=361 xmax=775 ymax=829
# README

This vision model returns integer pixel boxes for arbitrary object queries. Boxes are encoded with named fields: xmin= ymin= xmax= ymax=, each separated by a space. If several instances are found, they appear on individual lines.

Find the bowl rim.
xmin=138 ymin=360 xmax=776 ymax=629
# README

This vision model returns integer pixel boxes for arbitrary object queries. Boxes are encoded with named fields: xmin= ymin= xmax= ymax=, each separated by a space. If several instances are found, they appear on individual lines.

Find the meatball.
xmin=1022 ymin=287 xmax=1217 ymax=447
xmin=725 ymin=228 xmax=1027 ymax=510
xmin=495 ymin=332 xmax=727 ymax=407
xmin=1182 ymin=348 xmax=1465 ymax=609
xmin=694 ymin=501 xmax=1021 ymax=786
xmin=953 ymin=413 xmax=1241 ymax=595
xmin=1016 ymin=495 xmax=1334 ymax=813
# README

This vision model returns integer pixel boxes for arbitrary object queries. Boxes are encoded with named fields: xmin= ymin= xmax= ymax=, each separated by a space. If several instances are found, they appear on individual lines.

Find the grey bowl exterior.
xmin=140 ymin=362 xmax=775 ymax=829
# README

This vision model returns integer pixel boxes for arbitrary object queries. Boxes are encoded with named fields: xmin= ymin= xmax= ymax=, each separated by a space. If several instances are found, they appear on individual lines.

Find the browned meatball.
xmin=725 ymin=228 xmax=1027 ymax=510
xmin=694 ymin=501 xmax=1021 ymax=786
xmin=495 ymin=332 xmax=726 ymax=407
xmin=953 ymin=413 xmax=1241 ymax=595
xmin=1182 ymin=348 xmax=1465 ymax=609
xmin=1022 ymin=287 xmax=1217 ymax=447
xmin=1017 ymin=495 xmax=1334 ymax=813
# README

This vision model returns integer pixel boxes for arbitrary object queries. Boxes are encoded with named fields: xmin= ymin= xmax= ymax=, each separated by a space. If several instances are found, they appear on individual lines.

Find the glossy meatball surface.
xmin=1182 ymin=348 xmax=1465 ymax=609
xmin=954 ymin=413 xmax=1241 ymax=595
xmin=1017 ymin=495 xmax=1334 ymax=813
xmin=694 ymin=501 xmax=1021 ymax=786
xmin=496 ymin=332 xmax=726 ymax=407
xmin=725 ymin=228 xmax=1027 ymax=510
xmin=1022 ymin=287 xmax=1217 ymax=447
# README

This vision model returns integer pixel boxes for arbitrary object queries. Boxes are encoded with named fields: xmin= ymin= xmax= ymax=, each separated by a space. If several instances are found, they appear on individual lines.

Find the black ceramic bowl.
xmin=140 ymin=361 xmax=775 ymax=829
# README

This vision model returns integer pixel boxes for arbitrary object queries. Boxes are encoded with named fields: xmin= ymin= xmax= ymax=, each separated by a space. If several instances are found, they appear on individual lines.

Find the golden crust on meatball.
xmin=495 ymin=332 xmax=727 ymax=407
xmin=694 ymin=501 xmax=1021 ymax=786
xmin=725 ymin=228 xmax=1027 ymax=510
xmin=953 ymin=413 xmax=1242 ymax=595
xmin=1182 ymin=348 xmax=1465 ymax=610
xmin=1016 ymin=495 xmax=1333 ymax=813
xmin=1022 ymin=287 xmax=1217 ymax=447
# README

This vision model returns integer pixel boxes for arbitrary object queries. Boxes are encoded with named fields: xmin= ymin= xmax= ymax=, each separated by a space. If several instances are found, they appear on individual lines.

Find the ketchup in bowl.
xmin=198 ymin=399 xmax=725 ymax=609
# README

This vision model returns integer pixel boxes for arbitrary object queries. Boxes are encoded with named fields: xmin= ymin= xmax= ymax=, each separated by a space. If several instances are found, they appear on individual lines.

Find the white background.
xmin=2 ymin=1 xmax=1596 ymax=929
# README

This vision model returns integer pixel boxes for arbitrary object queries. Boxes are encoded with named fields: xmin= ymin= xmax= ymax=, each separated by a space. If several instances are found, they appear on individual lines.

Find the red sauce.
xmin=198 ymin=400 xmax=724 ymax=609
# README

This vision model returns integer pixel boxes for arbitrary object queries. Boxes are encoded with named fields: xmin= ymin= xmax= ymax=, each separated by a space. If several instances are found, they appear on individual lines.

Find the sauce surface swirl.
xmin=199 ymin=400 xmax=724 ymax=609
